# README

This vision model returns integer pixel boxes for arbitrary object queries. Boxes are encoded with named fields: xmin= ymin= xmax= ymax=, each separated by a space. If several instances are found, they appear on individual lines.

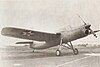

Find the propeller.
xmin=77 ymin=14 xmax=86 ymax=25
xmin=89 ymin=28 xmax=97 ymax=38
xmin=77 ymin=14 xmax=97 ymax=38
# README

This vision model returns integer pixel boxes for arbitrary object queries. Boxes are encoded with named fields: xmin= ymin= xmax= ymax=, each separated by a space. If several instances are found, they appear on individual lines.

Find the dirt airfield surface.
xmin=0 ymin=45 xmax=100 ymax=67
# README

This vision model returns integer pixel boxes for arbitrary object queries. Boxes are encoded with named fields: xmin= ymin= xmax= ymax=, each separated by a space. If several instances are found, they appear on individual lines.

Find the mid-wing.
xmin=1 ymin=27 xmax=61 ymax=41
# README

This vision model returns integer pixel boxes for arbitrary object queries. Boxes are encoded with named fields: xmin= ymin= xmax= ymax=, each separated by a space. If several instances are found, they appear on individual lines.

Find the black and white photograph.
xmin=0 ymin=0 xmax=100 ymax=67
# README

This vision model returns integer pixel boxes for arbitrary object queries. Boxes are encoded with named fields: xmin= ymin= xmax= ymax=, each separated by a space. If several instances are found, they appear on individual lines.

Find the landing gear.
xmin=32 ymin=49 xmax=35 ymax=53
xmin=56 ymin=40 xmax=79 ymax=56
xmin=73 ymin=48 xmax=79 ymax=55
xmin=56 ymin=50 xmax=61 ymax=56
xmin=56 ymin=38 xmax=63 ymax=56
xmin=68 ymin=42 xmax=79 ymax=55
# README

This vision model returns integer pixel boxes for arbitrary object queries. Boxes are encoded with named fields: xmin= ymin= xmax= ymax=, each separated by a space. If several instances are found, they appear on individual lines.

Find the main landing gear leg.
xmin=56 ymin=38 xmax=63 ymax=56
xmin=69 ymin=42 xmax=79 ymax=55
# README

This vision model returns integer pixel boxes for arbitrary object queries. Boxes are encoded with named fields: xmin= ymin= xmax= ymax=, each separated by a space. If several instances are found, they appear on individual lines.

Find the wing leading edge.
xmin=1 ymin=27 xmax=61 ymax=41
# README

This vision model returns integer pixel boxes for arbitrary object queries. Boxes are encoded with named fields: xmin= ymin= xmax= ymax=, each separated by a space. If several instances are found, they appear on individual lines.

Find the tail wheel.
xmin=73 ymin=48 xmax=79 ymax=55
xmin=32 ymin=49 xmax=35 ymax=53
xmin=56 ymin=50 xmax=61 ymax=56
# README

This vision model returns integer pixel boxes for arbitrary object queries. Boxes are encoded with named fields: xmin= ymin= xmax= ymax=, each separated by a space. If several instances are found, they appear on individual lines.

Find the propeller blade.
xmin=94 ymin=30 xmax=100 ymax=33
xmin=77 ymin=14 xmax=86 ymax=25
xmin=89 ymin=28 xmax=97 ymax=38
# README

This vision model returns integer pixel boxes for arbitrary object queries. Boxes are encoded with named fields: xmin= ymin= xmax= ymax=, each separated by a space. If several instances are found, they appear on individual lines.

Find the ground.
xmin=0 ymin=45 xmax=100 ymax=67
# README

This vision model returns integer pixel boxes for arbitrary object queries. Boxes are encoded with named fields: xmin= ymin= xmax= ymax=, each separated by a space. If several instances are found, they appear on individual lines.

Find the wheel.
xmin=56 ymin=50 xmax=61 ymax=56
xmin=32 ymin=49 xmax=35 ymax=53
xmin=73 ymin=48 xmax=79 ymax=55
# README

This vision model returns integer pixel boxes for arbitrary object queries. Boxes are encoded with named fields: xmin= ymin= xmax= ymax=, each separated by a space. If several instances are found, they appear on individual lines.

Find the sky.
xmin=0 ymin=0 xmax=100 ymax=46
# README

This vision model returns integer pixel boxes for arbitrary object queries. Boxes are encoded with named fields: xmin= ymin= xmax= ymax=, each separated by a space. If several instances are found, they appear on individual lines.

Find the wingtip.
xmin=1 ymin=27 xmax=8 ymax=35
xmin=1 ymin=27 xmax=14 ymax=36
xmin=1 ymin=27 xmax=5 ymax=35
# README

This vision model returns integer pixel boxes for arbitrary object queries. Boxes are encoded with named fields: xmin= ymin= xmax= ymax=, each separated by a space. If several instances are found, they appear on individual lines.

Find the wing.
xmin=1 ymin=27 xmax=61 ymax=41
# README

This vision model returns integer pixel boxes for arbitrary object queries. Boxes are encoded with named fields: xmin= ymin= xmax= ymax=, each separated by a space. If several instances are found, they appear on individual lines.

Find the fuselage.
xmin=61 ymin=25 xmax=89 ymax=43
xmin=32 ymin=24 xmax=90 ymax=49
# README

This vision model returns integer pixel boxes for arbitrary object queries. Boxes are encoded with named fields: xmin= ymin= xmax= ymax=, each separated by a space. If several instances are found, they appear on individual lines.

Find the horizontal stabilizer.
xmin=16 ymin=42 xmax=33 ymax=44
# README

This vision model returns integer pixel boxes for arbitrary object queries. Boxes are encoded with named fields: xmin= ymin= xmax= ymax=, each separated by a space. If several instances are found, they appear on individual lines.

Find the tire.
xmin=32 ymin=50 xmax=35 ymax=53
xmin=73 ymin=48 xmax=79 ymax=55
xmin=56 ymin=50 xmax=61 ymax=56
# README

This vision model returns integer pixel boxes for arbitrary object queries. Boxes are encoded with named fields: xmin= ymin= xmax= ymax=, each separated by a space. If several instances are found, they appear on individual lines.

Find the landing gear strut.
xmin=56 ymin=38 xmax=63 ymax=56
xmin=56 ymin=39 xmax=79 ymax=56
xmin=68 ymin=42 xmax=79 ymax=55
